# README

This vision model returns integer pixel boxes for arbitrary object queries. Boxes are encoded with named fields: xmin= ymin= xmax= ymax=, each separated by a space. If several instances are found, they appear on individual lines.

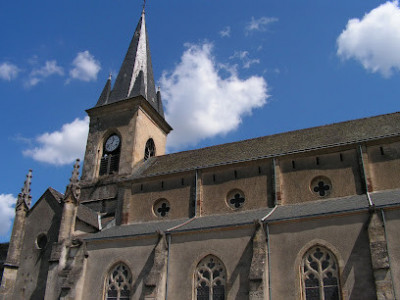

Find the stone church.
xmin=1 ymin=8 xmax=399 ymax=300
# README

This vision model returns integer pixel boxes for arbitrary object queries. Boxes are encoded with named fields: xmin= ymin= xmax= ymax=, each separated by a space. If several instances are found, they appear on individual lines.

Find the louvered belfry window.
xmin=195 ymin=255 xmax=226 ymax=300
xmin=99 ymin=134 xmax=121 ymax=176
xmin=104 ymin=263 xmax=132 ymax=300
xmin=301 ymin=246 xmax=341 ymax=300
xmin=144 ymin=138 xmax=155 ymax=160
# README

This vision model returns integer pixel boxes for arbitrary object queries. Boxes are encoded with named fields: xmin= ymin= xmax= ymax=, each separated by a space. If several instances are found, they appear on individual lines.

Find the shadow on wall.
xmin=341 ymin=223 xmax=376 ymax=299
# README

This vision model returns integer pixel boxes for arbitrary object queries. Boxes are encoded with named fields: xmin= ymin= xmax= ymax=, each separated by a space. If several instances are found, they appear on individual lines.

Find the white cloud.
xmin=246 ymin=16 xmax=278 ymax=34
xmin=160 ymin=43 xmax=268 ymax=149
xmin=0 ymin=194 xmax=16 ymax=237
xmin=26 ymin=60 xmax=64 ymax=87
xmin=0 ymin=62 xmax=20 ymax=81
xmin=23 ymin=117 xmax=89 ymax=165
xmin=337 ymin=1 xmax=400 ymax=77
xmin=69 ymin=51 xmax=101 ymax=82
xmin=230 ymin=50 xmax=260 ymax=69
xmin=219 ymin=26 xmax=231 ymax=38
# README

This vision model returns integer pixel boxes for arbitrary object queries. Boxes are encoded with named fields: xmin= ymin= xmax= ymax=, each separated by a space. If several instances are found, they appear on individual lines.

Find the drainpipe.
xmin=358 ymin=145 xmax=373 ymax=207
xmin=194 ymin=169 xmax=198 ymax=217
xmin=165 ymin=234 xmax=171 ymax=300
xmin=272 ymin=158 xmax=277 ymax=207
xmin=266 ymin=223 xmax=272 ymax=300
xmin=380 ymin=209 xmax=397 ymax=300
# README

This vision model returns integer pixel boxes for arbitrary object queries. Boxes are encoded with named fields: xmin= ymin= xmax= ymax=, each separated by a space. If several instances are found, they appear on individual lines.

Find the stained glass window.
xmin=302 ymin=246 xmax=341 ymax=300
xmin=195 ymin=255 xmax=226 ymax=300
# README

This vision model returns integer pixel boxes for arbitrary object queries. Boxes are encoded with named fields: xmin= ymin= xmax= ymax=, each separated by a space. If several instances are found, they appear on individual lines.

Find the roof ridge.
xmin=157 ymin=111 xmax=400 ymax=159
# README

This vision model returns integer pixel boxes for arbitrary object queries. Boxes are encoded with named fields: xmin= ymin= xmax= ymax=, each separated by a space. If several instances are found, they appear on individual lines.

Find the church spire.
xmin=96 ymin=74 xmax=112 ymax=106
xmin=16 ymin=170 xmax=32 ymax=210
xmin=102 ymin=9 xmax=164 ymax=117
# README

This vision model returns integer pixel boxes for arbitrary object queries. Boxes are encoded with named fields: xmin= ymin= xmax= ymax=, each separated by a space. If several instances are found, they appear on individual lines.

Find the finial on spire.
xmin=142 ymin=0 xmax=146 ymax=14
xmin=17 ymin=170 xmax=33 ymax=210
xmin=108 ymin=73 xmax=112 ymax=81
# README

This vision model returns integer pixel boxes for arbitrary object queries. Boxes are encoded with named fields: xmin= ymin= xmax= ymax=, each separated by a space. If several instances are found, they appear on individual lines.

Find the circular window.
xmin=226 ymin=189 xmax=245 ymax=210
xmin=36 ymin=233 xmax=48 ymax=250
xmin=310 ymin=176 xmax=332 ymax=197
xmin=153 ymin=199 xmax=170 ymax=217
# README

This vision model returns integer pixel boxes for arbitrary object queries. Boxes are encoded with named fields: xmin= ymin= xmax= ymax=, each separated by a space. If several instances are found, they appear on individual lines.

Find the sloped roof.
xmin=48 ymin=187 xmax=63 ymax=203
xmin=132 ymin=112 xmax=400 ymax=179
xmin=371 ymin=189 xmax=400 ymax=208
xmin=96 ymin=11 xmax=163 ymax=117
xmin=77 ymin=204 xmax=99 ymax=230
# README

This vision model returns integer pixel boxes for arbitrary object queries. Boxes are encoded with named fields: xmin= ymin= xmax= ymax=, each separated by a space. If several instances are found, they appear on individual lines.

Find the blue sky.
xmin=1 ymin=0 xmax=400 ymax=242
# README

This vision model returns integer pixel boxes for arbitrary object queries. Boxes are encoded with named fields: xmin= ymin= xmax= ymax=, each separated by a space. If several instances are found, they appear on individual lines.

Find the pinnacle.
xmin=17 ymin=169 xmax=33 ymax=210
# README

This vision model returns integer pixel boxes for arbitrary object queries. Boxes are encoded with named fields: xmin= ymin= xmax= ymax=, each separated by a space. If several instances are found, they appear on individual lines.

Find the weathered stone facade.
xmin=1 ymin=9 xmax=400 ymax=300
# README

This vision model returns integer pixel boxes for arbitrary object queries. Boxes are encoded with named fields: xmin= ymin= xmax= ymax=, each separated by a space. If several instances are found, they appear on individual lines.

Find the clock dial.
xmin=105 ymin=135 xmax=120 ymax=152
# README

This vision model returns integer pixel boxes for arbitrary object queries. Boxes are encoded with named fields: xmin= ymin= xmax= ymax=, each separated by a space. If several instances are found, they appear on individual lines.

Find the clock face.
xmin=105 ymin=135 xmax=120 ymax=152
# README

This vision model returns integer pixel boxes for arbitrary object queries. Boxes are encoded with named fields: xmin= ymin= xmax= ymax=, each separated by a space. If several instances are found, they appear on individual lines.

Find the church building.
xmin=1 ymin=8 xmax=399 ymax=300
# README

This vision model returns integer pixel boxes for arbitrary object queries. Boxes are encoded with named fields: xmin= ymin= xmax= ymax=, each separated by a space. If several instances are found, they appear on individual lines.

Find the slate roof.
xmin=84 ymin=218 xmax=189 ymax=241
xmin=170 ymin=208 xmax=273 ymax=232
xmin=83 ymin=188 xmax=400 ymax=241
xmin=96 ymin=11 xmax=164 ymax=117
xmin=77 ymin=204 xmax=99 ymax=229
xmin=130 ymin=112 xmax=400 ymax=179
xmin=371 ymin=189 xmax=400 ymax=208
xmin=265 ymin=194 xmax=370 ymax=222
xmin=48 ymin=187 xmax=63 ymax=203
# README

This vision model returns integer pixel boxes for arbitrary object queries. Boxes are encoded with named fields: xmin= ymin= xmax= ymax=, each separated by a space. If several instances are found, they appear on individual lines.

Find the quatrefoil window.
xmin=153 ymin=199 xmax=170 ymax=217
xmin=226 ymin=189 xmax=245 ymax=210
xmin=311 ymin=176 xmax=332 ymax=197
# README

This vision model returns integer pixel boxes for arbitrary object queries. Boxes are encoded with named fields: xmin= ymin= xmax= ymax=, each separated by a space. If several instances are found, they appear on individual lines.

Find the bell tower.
xmin=79 ymin=9 xmax=171 ymax=209
xmin=81 ymin=9 xmax=172 ymax=183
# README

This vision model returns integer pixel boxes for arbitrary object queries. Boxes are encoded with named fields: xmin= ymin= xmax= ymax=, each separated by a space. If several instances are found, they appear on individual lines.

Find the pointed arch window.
xmin=144 ymin=138 xmax=155 ymax=160
xmin=99 ymin=134 xmax=121 ymax=176
xmin=195 ymin=255 xmax=226 ymax=300
xmin=301 ymin=246 xmax=341 ymax=300
xmin=104 ymin=263 xmax=132 ymax=300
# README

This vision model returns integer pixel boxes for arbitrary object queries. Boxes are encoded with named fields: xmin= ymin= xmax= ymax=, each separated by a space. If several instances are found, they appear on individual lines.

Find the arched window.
xmin=144 ymin=138 xmax=155 ymax=160
xmin=195 ymin=255 xmax=226 ymax=300
xmin=99 ymin=134 xmax=121 ymax=176
xmin=104 ymin=263 xmax=132 ymax=300
xmin=301 ymin=246 xmax=341 ymax=300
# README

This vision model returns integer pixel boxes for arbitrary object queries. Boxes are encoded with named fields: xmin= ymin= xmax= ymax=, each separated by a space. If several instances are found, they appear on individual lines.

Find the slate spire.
xmin=16 ymin=170 xmax=32 ymax=210
xmin=101 ymin=9 xmax=164 ymax=117
xmin=96 ymin=74 xmax=112 ymax=106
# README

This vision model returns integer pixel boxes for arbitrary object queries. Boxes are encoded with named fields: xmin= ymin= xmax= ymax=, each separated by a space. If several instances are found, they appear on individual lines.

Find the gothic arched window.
xmin=195 ymin=255 xmax=226 ymax=300
xmin=144 ymin=138 xmax=155 ymax=160
xmin=99 ymin=134 xmax=121 ymax=176
xmin=104 ymin=263 xmax=132 ymax=300
xmin=301 ymin=246 xmax=341 ymax=300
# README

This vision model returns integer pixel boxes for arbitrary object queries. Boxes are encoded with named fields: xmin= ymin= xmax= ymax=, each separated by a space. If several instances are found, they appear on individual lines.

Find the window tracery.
xmin=310 ymin=176 xmax=332 ymax=197
xmin=226 ymin=189 xmax=245 ymax=209
xmin=104 ymin=263 xmax=132 ymax=300
xmin=153 ymin=199 xmax=170 ymax=217
xmin=195 ymin=255 xmax=226 ymax=300
xmin=301 ymin=246 xmax=341 ymax=300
